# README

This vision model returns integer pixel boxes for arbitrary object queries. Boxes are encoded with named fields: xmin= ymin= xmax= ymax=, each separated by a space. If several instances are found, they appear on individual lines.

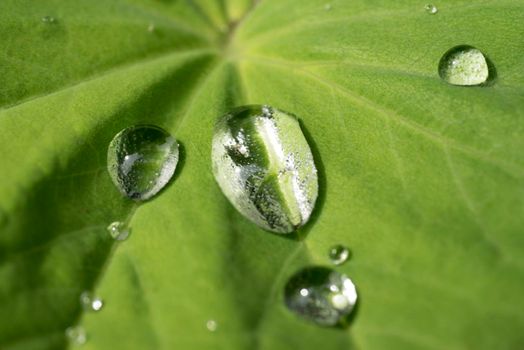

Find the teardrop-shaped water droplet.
xmin=424 ymin=4 xmax=438 ymax=14
xmin=42 ymin=15 xmax=56 ymax=23
xmin=65 ymin=325 xmax=87 ymax=345
xmin=211 ymin=105 xmax=318 ymax=234
xmin=107 ymin=125 xmax=179 ymax=201
xmin=438 ymin=45 xmax=490 ymax=86
xmin=328 ymin=245 xmax=350 ymax=265
xmin=284 ymin=266 xmax=357 ymax=326
xmin=206 ymin=319 xmax=218 ymax=332
xmin=80 ymin=291 xmax=104 ymax=312
xmin=107 ymin=221 xmax=130 ymax=241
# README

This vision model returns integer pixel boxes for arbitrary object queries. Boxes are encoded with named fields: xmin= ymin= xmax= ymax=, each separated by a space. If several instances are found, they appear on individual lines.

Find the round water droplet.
xmin=284 ymin=266 xmax=357 ymax=326
xmin=107 ymin=125 xmax=179 ymax=201
xmin=42 ymin=15 xmax=56 ymax=23
xmin=424 ymin=4 xmax=438 ymax=14
xmin=206 ymin=319 xmax=218 ymax=332
xmin=147 ymin=23 xmax=155 ymax=33
xmin=65 ymin=326 xmax=87 ymax=345
xmin=107 ymin=221 xmax=130 ymax=241
xmin=438 ymin=45 xmax=490 ymax=86
xmin=211 ymin=105 xmax=318 ymax=234
xmin=324 ymin=4 xmax=332 ymax=11
xmin=328 ymin=245 xmax=350 ymax=265
xmin=80 ymin=291 xmax=104 ymax=312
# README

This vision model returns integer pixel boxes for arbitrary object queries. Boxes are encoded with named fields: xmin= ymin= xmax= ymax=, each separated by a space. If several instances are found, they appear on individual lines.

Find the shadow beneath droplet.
xmin=483 ymin=54 xmax=498 ymax=86
xmin=293 ymin=119 xmax=327 ymax=241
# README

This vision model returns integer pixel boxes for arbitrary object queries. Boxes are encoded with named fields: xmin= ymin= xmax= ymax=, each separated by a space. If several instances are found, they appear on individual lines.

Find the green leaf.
xmin=1 ymin=1 xmax=523 ymax=349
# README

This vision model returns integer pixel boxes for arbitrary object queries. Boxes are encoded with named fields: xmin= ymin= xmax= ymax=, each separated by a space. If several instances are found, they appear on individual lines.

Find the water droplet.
xmin=80 ymin=291 xmax=104 ymax=312
xmin=107 ymin=125 xmax=179 ymax=201
xmin=65 ymin=326 xmax=87 ymax=345
xmin=328 ymin=245 xmax=350 ymax=265
xmin=206 ymin=319 xmax=218 ymax=332
xmin=284 ymin=266 xmax=357 ymax=326
xmin=424 ymin=4 xmax=438 ymax=14
xmin=147 ymin=23 xmax=155 ymax=33
xmin=324 ymin=4 xmax=332 ymax=11
xmin=438 ymin=45 xmax=490 ymax=86
xmin=42 ymin=16 xmax=56 ymax=23
xmin=211 ymin=105 xmax=318 ymax=234
xmin=107 ymin=221 xmax=130 ymax=241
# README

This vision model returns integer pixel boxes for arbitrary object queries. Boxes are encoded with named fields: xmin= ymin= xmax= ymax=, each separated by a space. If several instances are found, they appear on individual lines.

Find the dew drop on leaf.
xmin=107 ymin=221 xmax=130 ymax=241
xmin=41 ymin=15 xmax=56 ymax=23
xmin=324 ymin=4 xmax=332 ymax=11
xmin=328 ymin=245 xmax=350 ymax=265
xmin=284 ymin=267 xmax=357 ymax=326
xmin=211 ymin=105 xmax=318 ymax=234
xmin=107 ymin=125 xmax=179 ymax=201
xmin=147 ymin=23 xmax=155 ymax=33
xmin=80 ymin=291 xmax=104 ymax=312
xmin=424 ymin=4 xmax=438 ymax=14
xmin=438 ymin=45 xmax=490 ymax=86
xmin=206 ymin=319 xmax=218 ymax=332
xmin=65 ymin=325 xmax=87 ymax=345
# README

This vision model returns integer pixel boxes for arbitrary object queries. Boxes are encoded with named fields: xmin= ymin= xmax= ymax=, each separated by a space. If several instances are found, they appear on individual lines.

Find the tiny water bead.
xmin=284 ymin=267 xmax=357 ymax=326
xmin=41 ymin=15 xmax=56 ymax=23
xmin=107 ymin=221 xmax=130 ymax=241
xmin=107 ymin=125 xmax=179 ymax=201
xmin=80 ymin=291 xmax=104 ymax=312
xmin=328 ymin=245 xmax=350 ymax=265
xmin=424 ymin=4 xmax=438 ymax=14
xmin=438 ymin=45 xmax=490 ymax=86
xmin=211 ymin=105 xmax=318 ymax=234
xmin=65 ymin=326 xmax=87 ymax=345
xmin=206 ymin=319 xmax=218 ymax=332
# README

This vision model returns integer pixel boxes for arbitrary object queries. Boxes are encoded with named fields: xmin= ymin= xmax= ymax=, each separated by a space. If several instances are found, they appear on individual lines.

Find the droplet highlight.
xmin=80 ymin=291 xmax=104 ymax=312
xmin=107 ymin=221 xmax=130 ymax=241
xmin=65 ymin=326 xmax=87 ymax=345
xmin=424 ymin=4 xmax=438 ymax=14
xmin=328 ymin=245 xmax=350 ymax=265
xmin=107 ymin=125 xmax=179 ymax=201
xmin=211 ymin=105 xmax=318 ymax=234
xmin=438 ymin=45 xmax=490 ymax=86
xmin=206 ymin=319 xmax=218 ymax=332
xmin=284 ymin=266 xmax=357 ymax=326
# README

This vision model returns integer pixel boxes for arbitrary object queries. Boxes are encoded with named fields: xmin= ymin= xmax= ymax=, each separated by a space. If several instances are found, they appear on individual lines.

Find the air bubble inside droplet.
xmin=284 ymin=266 xmax=357 ymax=326
xmin=211 ymin=105 xmax=318 ymax=234
xmin=424 ymin=4 xmax=438 ymax=14
xmin=438 ymin=45 xmax=490 ymax=86
xmin=328 ymin=245 xmax=350 ymax=265
xmin=107 ymin=125 xmax=179 ymax=201
xmin=80 ymin=291 xmax=104 ymax=312
xmin=107 ymin=221 xmax=130 ymax=241
xmin=66 ymin=326 xmax=87 ymax=345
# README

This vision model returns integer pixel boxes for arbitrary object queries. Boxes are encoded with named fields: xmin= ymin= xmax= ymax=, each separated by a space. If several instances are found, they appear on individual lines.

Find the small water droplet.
xmin=148 ymin=23 xmax=155 ymax=33
xmin=324 ymin=4 xmax=332 ymax=11
xmin=80 ymin=291 xmax=104 ymax=312
xmin=107 ymin=221 xmax=130 ymax=241
xmin=211 ymin=105 xmax=318 ymax=234
xmin=65 ymin=326 xmax=87 ymax=345
xmin=328 ymin=245 xmax=350 ymax=265
xmin=438 ymin=45 xmax=490 ymax=86
xmin=284 ymin=266 xmax=357 ymax=326
xmin=206 ymin=319 xmax=218 ymax=332
xmin=42 ymin=16 xmax=56 ymax=23
xmin=424 ymin=4 xmax=438 ymax=14
xmin=107 ymin=125 xmax=179 ymax=201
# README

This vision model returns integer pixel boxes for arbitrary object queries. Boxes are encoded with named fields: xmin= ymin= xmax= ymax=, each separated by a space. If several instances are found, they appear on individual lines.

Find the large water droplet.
xmin=328 ymin=245 xmax=350 ymax=265
xmin=284 ymin=267 xmax=357 ymax=326
xmin=107 ymin=125 xmax=179 ymax=201
xmin=107 ymin=221 xmax=130 ymax=241
xmin=80 ymin=291 xmax=104 ymax=312
xmin=424 ymin=4 xmax=438 ymax=14
xmin=438 ymin=45 xmax=490 ymax=86
xmin=211 ymin=105 xmax=318 ymax=234
xmin=65 ymin=326 xmax=87 ymax=345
